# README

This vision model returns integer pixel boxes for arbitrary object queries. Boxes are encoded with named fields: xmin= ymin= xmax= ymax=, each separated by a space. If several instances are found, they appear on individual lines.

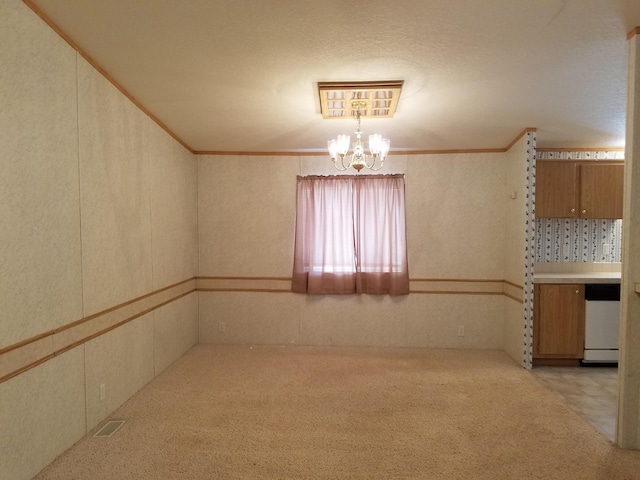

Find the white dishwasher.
xmin=583 ymin=284 xmax=621 ymax=364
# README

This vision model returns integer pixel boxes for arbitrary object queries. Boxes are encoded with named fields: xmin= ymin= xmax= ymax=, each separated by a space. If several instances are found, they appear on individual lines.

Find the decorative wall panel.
xmin=523 ymin=132 xmax=536 ymax=370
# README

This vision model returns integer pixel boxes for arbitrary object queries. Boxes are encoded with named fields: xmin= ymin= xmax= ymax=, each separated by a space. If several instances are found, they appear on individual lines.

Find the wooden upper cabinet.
xmin=536 ymin=161 xmax=624 ymax=219
xmin=579 ymin=163 xmax=624 ymax=219
xmin=536 ymin=161 xmax=578 ymax=218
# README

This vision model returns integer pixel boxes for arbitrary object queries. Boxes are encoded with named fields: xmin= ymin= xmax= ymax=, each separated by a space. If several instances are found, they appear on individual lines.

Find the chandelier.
xmin=327 ymin=98 xmax=390 ymax=172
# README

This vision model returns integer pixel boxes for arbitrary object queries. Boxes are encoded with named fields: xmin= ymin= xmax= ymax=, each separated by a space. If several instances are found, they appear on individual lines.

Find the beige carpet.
xmin=35 ymin=345 xmax=640 ymax=479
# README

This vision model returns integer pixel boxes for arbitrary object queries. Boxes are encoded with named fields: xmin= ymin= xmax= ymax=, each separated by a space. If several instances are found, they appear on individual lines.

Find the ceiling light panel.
xmin=318 ymin=81 xmax=403 ymax=119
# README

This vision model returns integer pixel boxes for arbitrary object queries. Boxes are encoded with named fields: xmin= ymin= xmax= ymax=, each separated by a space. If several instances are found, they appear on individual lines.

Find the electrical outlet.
xmin=99 ymin=383 xmax=105 ymax=401
xmin=218 ymin=321 xmax=226 ymax=333
xmin=457 ymin=325 xmax=465 ymax=337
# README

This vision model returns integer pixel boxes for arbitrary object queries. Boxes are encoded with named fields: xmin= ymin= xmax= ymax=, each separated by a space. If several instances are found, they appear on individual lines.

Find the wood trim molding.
xmin=21 ymin=0 xmax=195 ymax=154
xmin=504 ymin=128 xmax=537 ymax=152
xmin=0 ymin=279 xmax=197 ymax=384
xmin=537 ymin=147 xmax=625 ymax=153
xmin=410 ymin=290 xmax=503 ymax=296
xmin=195 ymin=151 xmax=327 ymax=156
xmin=537 ymin=159 xmax=623 ymax=166
xmin=503 ymin=280 xmax=524 ymax=290
xmin=410 ymin=278 xmax=520 ymax=296
xmin=197 ymin=276 xmax=291 ymax=281
xmin=196 ymin=276 xmax=292 ymax=293
xmin=0 ymin=276 xmax=525 ymax=385
xmin=0 ymin=278 xmax=195 ymax=356
xmin=195 ymin=128 xmax=538 ymax=157
xmin=504 ymin=292 xmax=524 ymax=304
xmin=196 ymin=277 xmax=524 ymax=297
xmin=628 ymin=27 xmax=640 ymax=40
xmin=386 ymin=149 xmax=506 ymax=155
xmin=195 ymin=149 xmax=509 ymax=156
xmin=411 ymin=278 xmax=503 ymax=283
xmin=198 ymin=144 xmax=626 ymax=158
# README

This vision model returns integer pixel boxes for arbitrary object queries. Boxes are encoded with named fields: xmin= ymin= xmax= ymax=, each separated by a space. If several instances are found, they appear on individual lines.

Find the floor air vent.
xmin=94 ymin=420 xmax=125 ymax=437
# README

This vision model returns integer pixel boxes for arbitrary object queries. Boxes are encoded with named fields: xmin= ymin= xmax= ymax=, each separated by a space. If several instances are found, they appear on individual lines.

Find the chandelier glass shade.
xmin=327 ymin=101 xmax=390 ymax=172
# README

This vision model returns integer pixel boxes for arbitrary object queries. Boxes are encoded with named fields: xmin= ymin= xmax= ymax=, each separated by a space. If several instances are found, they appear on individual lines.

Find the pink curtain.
xmin=292 ymin=174 xmax=409 ymax=295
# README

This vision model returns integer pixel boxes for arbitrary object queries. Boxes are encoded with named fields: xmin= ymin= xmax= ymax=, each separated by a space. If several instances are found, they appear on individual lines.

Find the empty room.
xmin=2 ymin=1 xmax=640 ymax=478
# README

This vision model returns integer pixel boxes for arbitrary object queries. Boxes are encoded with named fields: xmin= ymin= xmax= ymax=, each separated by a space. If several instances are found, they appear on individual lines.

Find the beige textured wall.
xmin=150 ymin=122 xmax=198 ymax=289
xmin=198 ymin=152 xmax=508 ymax=350
xmin=618 ymin=31 xmax=640 ymax=449
xmin=503 ymin=139 xmax=529 ymax=287
xmin=0 ymin=0 xmax=83 ymax=349
xmin=407 ymin=153 xmax=506 ymax=279
xmin=198 ymin=155 xmax=298 ymax=277
xmin=0 ymin=348 xmax=86 ymax=480
xmin=77 ymin=57 xmax=154 ymax=316
xmin=0 ymin=2 xmax=199 ymax=478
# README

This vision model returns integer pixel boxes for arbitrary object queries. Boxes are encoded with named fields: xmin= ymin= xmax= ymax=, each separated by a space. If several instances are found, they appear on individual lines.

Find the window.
xmin=292 ymin=174 xmax=409 ymax=295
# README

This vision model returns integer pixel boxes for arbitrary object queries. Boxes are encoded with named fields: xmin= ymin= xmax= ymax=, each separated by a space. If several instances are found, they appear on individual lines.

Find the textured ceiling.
xmin=27 ymin=0 xmax=640 ymax=153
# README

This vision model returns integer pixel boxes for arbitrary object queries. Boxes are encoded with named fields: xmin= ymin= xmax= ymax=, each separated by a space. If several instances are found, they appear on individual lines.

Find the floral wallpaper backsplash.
xmin=535 ymin=218 xmax=622 ymax=263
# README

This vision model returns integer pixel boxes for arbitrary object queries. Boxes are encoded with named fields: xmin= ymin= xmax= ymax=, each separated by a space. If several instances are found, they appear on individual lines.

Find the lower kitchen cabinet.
xmin=533 ymin=284 xmax=585 ymax=366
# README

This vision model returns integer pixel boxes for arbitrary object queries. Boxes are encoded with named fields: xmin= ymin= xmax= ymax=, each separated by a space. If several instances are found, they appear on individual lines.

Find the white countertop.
xmin=534 ymin=272 xmax=621 ymax=284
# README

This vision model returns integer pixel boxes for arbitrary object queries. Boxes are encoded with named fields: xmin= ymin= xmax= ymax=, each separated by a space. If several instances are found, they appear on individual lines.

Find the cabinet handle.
xmin=582 ymin=209 xmax=587 ymax=214
xmin=576 ymin=290 xmax=580 ymax=294
xmin=570 ymin=208 xmax=575 ymax=213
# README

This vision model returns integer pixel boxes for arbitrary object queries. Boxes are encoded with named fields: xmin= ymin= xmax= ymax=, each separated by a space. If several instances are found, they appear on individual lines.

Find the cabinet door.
xmin=534 ymin=284 xmax=585 ymax=358
xmin=579 ymin=163 xmax=624 ymax=219
xmin=536 ymin=162 xmax=578 ymax=218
